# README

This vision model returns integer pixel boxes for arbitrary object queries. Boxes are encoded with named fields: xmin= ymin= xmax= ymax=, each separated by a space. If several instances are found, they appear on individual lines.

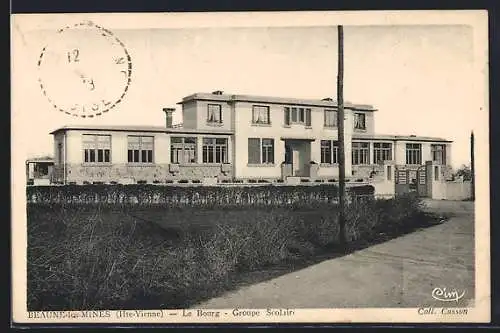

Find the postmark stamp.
xmin=37 ymin=20 xmax=132 ymax=118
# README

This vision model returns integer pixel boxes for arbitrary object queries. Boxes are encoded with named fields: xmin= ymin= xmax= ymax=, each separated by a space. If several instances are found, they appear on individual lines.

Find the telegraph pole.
xmin=337 ymin=25 xmax=347 ymax=250
xmin=471 ymin=131 xmax=475 ymax=201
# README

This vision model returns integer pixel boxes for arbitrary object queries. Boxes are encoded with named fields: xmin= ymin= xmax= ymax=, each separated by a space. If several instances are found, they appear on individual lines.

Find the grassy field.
xmin=27 ymin=195 xmax=435 ymax=310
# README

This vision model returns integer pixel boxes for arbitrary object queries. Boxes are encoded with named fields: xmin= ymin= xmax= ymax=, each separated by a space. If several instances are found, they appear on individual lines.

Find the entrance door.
xmin=284 ymin=140 xmax=311 ymax=177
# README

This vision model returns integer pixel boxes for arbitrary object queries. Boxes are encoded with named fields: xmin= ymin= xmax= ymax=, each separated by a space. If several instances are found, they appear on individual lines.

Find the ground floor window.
xmin=128 ymin=136 xmax=154 ymax=163
xmin=373 ymin=142 xmax=392 ymax=163
xmin=248 ymin=138 xmax=274 ymax=164
xmin=83 ymin=134 xmax=111 ymax=163
xmin=431 ymin=144 xmax=446 ymax=165
xmin=33 ymin=163 xmax=50 ymax=177
xmin=320 ymin=140 xmax=339 ymax=164
xmin=352 ymin=142 xmax=369 ymax=165
xmin=171 ymin=137 xmax=197 ymax=163
xmin=203 ymin=137 xmax=228 ymax=163
xmin=406 ymin=143 xmax=422 ymax=165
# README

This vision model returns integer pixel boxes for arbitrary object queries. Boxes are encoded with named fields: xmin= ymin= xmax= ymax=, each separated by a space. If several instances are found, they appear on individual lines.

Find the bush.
xmin=26 ymin=184 xmax=374 ymax=207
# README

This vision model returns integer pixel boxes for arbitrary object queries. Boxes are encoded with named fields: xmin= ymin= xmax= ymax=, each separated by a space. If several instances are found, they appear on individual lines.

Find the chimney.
xmin=163 ymin=108 xmax=175 ymax=128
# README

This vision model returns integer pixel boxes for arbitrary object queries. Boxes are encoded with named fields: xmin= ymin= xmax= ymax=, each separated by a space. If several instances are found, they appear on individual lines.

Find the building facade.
xmin=49 ymin=91 xmax=453 ymax=186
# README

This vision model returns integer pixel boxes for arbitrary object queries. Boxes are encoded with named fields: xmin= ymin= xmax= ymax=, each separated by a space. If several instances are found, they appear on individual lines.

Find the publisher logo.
xmin=431 ymin=287 xmax=466 ymax=302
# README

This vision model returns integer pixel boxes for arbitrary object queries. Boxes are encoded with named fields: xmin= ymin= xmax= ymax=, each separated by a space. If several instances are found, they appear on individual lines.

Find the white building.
xmin=48 ymin=91 xmax=453 ymax=189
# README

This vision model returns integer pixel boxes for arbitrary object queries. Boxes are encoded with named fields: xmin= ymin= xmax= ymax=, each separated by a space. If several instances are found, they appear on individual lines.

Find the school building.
xmin=40 ymin=91 xmax=469 ymax=199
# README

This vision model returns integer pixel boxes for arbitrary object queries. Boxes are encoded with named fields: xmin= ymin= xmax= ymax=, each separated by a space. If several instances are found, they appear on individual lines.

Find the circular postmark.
xmin=37 ymin=20 xmax=132 ymax=118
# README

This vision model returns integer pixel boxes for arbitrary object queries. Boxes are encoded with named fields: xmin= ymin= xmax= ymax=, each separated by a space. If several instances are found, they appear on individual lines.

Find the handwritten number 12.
xmin=67 ymin=49 xmax=80 ymax=63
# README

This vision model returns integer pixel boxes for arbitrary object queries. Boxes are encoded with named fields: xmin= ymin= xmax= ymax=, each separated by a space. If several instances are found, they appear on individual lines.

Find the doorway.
xmin=283 ymin=140 xmax=311 ymax=177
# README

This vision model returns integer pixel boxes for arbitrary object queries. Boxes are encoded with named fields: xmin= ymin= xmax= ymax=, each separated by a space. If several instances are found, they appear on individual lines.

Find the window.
xmin=207 ymin=104 xmax=222 ymax=123
xmin=405 ymin=143 xmax=422 ymax=165
xmin=83 ymin=134 xmax=111 ymax=163
xmin=431 ymin=144 xmax=446 ymax=165
xmin=127 ymin=136 xmax=154 ymax=163
xmin=434 ymin=166 xmax=439 ymax=181
xmin=284 ymin=106 xmax=311 ymax=126
xmin=262 ymin=139 xmax=274 ymax=164
xmin=203 ymin=137 xmax=228 ymax=163
xmin=57 ymin=143 xmax=63 ymax=164
xmin=387 ymin=165 xmax=392 ymax=181
xmin=354 ymin=113 xmax=366 ymax=130
xmin=320 ymin=140 xmax=339 ymax=164
xmin=34 ymin=163 xmax=49 ymax=177
xmin=171 ymin=137 xmax=197 ymax=164
xmin=352 ymin=142 xmax=370 ymax=165
xmin=324 ymin=109 xmax=337 ymax=127
xmin=248 ymin=138 xmax=274 ymax=164
xmin=252 ymin=105 xmax=270 ymax=124
xmin=373 ymin=142 xmax=392 ymax=163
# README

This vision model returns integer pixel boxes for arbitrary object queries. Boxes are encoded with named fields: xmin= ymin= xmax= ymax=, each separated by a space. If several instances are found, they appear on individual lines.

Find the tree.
xmin=454 ymin=164 xmax=472 ymax=181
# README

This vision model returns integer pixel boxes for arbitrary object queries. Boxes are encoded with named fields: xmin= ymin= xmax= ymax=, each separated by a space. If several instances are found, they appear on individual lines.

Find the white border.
xmin=11 ymin=10 xmax=490 ymax=324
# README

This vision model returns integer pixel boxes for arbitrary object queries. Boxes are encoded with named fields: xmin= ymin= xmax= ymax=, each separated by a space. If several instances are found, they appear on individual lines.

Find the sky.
xmin=12 ymin=16 xmax=486 ymax=169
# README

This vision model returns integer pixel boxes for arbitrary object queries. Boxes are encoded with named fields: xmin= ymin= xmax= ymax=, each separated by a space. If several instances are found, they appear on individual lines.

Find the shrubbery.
xmin=26 ymin=184 xmax=374 ymax=207
xmin=27 ymin=193 xmax=424 ymax=310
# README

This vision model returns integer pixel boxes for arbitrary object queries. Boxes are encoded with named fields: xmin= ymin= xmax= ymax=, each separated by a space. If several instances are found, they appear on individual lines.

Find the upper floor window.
xmin=202 ymin=137 xmax=228 ymax=163
xmin=352 ymin=142 xmax=370 ymax=165
xmin=284 ymin=106 xmax=311 ymax=126
xmin=320 ymin=140 xmax=339 ymax=164
xmin=248 ymin=138 xmax=274 ymax=164
xmin=171 ymin=137 xmax=197 ymax=164
xmin=406 ymin=143 xmax=422 ymax=165
xmin=373 ymin=142 xmax=392 ymax=163
xmin=207 ymin=104 xmax=222 ymax=124
xmin=128 ymin=136 xmax=154 ymax=163
xmin=324 ymin=109 xmax=337 ymax=127
xmin=252 ymin=105 xmax=270 ymax=124
xmin=353 ymin=112 xmax=366 ymax=130
xmin=431 ymin=144 xmax=446 ymax=165
xmin=83 ymin=134 xmax=111 ymax=163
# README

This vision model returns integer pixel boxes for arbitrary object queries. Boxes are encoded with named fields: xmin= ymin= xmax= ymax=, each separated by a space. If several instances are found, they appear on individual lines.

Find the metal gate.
xmin=416 ymin=166 xmax=428 ymax=197
xmin=395 ymin=166 xmax=428 ymax=197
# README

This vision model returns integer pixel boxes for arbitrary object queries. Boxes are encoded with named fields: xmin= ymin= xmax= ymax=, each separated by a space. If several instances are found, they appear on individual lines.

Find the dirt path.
xmin=195 ymin=200 xmax=475 ymax=308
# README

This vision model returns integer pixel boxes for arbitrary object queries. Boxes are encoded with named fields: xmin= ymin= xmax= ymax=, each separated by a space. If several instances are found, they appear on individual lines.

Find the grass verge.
xmin=27 ymin=194 xmax=437 ymax=310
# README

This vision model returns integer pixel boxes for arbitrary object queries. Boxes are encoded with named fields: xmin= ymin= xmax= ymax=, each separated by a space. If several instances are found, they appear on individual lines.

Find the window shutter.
xmin=306 ymin=108 xmax=311 ymax=126
xmin=248 ymin=138 xmax=260 ymax=164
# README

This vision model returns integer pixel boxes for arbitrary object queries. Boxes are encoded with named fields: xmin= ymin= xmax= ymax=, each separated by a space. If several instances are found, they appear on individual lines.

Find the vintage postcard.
xmin=11 ymin=10 xmax=490 ymax=324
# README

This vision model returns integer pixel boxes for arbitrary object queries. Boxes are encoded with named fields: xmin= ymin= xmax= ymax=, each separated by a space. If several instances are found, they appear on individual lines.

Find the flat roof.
xmin=178 ymin=92 xmax=377 ymax=111
xmin=50 ymin=125 xmax=233 ymax=135
xmin=49 ymin=126 xmax=451 ymax=143
xmin=352 ymin=133 xmax=452 ymax=143
xmin=166 ymin=128 xmax=233 ymax=135
xmin=50 ymin=125 xmax=168 ymax=135
xmin=26 ymin=157 xmax=54 ymax=163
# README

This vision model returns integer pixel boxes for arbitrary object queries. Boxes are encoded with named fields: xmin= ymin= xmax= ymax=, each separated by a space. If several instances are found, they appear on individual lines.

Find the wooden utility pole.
xmin=471 ymin=131 xmax=475 ymax=201
xmin=337 ymin=25 xmax=347 ymax=249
